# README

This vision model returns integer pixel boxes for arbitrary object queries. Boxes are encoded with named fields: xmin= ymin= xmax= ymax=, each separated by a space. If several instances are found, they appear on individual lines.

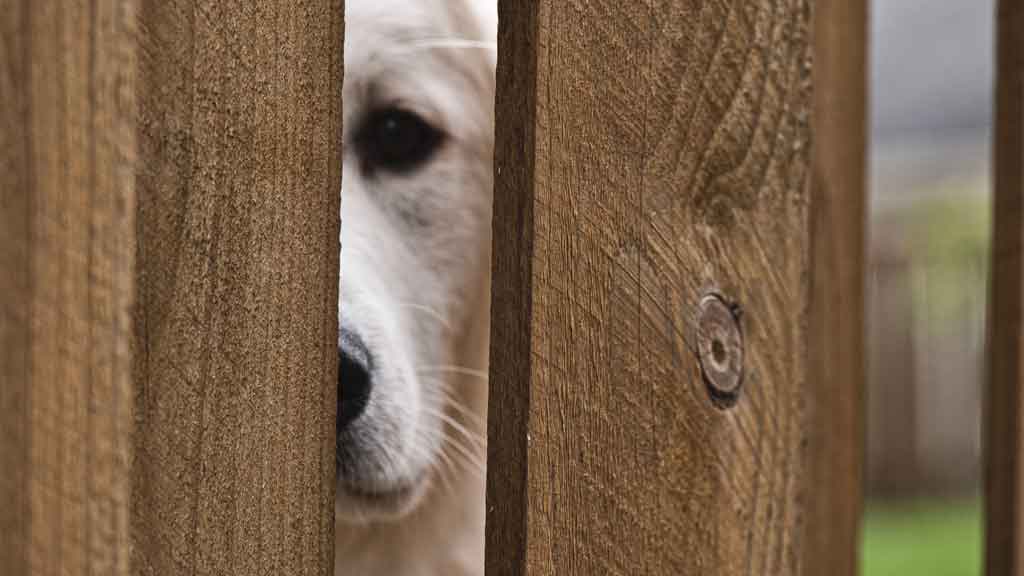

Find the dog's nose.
xmin=338 ymin=329 xmax=372 ymax=431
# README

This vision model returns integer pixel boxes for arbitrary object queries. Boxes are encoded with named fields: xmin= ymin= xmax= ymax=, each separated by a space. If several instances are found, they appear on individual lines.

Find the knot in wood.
xmin=697 ymin=293 xmax=744 ymax=404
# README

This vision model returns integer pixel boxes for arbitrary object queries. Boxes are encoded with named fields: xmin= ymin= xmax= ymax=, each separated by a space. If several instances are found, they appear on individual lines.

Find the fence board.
xmin=1 ymin=1 xmax=137 ymax=573
xmin=1 ymin=1 xmax=343 ymax=574
xmin=131 ymin=1 xmax=343 ymax=574
xmin=804 ymin=0 xmax=866 ymax=573
xmin=987 ymin=1 xmax=1024 ymax=574
xmin=486 ymin=1 xmax=864 ymax=574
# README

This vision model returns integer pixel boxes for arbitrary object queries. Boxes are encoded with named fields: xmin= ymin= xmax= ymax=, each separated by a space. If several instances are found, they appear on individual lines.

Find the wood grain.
xmin=486 ymin=0 xmax=864 ymax=573
xmin=0 ymin=1 xmax=137 ymax=574
xmin=131 ymin=1 xmax=343 ymax=574
xmin=987 ymin=1 xmax=1024 ymax=574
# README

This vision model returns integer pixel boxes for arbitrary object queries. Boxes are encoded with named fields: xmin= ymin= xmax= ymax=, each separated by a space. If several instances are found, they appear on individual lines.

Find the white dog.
xmin=336 ymin=1 xmax=497 ymax=574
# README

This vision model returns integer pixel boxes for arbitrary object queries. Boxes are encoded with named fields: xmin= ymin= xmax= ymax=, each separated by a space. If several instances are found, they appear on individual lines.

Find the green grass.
xmin=861 ymin=498 xmax=983 ymax=576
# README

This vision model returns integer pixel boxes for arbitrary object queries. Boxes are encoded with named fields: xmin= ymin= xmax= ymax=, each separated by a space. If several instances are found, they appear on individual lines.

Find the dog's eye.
xmin=356 ymin=108 xmax=444 ymax=173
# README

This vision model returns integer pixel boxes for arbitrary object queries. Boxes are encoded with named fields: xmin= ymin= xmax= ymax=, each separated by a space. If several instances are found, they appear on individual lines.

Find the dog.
xmin=335 ymin=1 xmax=497 ymax=574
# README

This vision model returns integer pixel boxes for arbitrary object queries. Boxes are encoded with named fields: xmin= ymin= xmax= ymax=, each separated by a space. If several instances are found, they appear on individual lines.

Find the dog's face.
xmin=337 ymin=0 xmax=496 ymax=523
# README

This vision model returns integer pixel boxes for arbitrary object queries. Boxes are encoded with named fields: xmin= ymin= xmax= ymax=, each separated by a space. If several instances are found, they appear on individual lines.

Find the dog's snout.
xmin=339 ymin=329 xmax=372 ymax=431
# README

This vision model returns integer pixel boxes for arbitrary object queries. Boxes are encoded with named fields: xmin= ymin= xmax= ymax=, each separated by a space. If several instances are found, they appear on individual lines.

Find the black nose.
xmin=338 ymin=329 xmax=372 ymax=431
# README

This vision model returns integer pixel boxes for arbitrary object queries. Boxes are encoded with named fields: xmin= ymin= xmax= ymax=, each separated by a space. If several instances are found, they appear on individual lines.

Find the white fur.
xmin=336 ymin=1 xmax=496 ymax=574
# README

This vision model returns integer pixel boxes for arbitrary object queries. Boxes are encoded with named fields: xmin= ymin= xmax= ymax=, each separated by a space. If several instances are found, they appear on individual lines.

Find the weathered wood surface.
xmin=0 ymin=1 xmax=138 ymax=574
xmin=132 ymin=1 xmax=343 ymax=574
xmin=1 ymin=0 xmax=343 ymax=574
xmin=987 ymin=1 xmax=1024 ymax=574
xmin=486 ymin=0 xmax=864 ymax=574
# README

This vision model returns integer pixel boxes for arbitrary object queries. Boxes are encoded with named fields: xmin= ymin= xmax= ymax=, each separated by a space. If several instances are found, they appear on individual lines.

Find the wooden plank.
xmin=130 ymin=1 xmax=343 ymax=574
xmin=486 ymin=0 xmax=864 ymax=573
xmin=987 ymin=1 xmax=1024 ymax=574
xmin=2 ymin=1 xmax=344 ymax=573
xmin=0 ymin=1 xmax=138 ymax=574
xmin=804 ymin=0 xmax=866 ymax=573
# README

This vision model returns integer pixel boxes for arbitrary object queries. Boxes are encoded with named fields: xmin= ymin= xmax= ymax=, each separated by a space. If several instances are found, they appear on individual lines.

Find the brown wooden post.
xmin=486 ymin=0 xmax=865 ymax=574
xmin=0 ymin=1 xmax=343 ymax=574
xmin=1 ymin=2 xmax=138 ymax=573
xmin=806 ymin=0 xmax=867 ymax=572
xmin=987 ymin=1 xmax=1024 ymax=574
xmin=131 ymin=1 xmax=343 ymax=574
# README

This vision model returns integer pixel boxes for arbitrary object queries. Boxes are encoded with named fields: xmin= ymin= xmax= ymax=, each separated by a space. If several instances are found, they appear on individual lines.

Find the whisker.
xmin=416 ymin=365 xmax=489 ymax=381
xmin=405 ymin=38 xmax=498 ymax=53
xmin=396 ymin=301 xmax=452 ymax=331
xmin=442 ymin=428 xmax=486 ymax=469
xmin=428 ymin=439 xmax=458 ymax=497
xmin=440 ymin=435 xmax=486 ymax=478
xmin=410 ymin=423 xmax=476 ymax=497
xmin=440 ymin=393 xmax=488 ymax=430
xmin=424 ymin=407 xmax=487 ymax=452
xmin=405 ymin=372 xmax=488 ymax=437
xmin=422 ymin=407 xmax=486 ymax=467
xmin=421 ymin=386 xmax=487 ymax=437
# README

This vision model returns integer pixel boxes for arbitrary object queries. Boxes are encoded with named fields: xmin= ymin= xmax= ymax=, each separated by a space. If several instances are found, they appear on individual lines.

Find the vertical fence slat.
xmin=486 ymin=0 xmax=864 ymax=573
xmin=2 ymin=1 xmax=341 ymax=573
xmin=131 ymin=1 xmax=343 ymax=574
xmin=0 ymin=1 xmax=137 ymax=574
xmin=987 ymin=2 xmax=1024 ymax=574
xmin=805 ymin=0 xmax=867 ymax=573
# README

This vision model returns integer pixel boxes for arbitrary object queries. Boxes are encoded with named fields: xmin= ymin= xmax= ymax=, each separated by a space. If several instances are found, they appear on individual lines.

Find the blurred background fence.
xmin=862 ymin=1 xmax=993 ymax=573
xmin=867 ymin=202 xmax=989 ymax=501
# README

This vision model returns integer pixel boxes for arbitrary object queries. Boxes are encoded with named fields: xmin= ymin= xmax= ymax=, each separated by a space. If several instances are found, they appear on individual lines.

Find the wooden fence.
xmin=987 ymin=2 xmax=1024 ymax=573
xmin=486 ymin=1 xmax=864 ymax=574
xmin=0 ymin=0 xmax=1019 ymax=575
xmin=866 ymin=244 xmax=988 ymax=499
xmin=1 ymin=0 xmax=342 ymax=573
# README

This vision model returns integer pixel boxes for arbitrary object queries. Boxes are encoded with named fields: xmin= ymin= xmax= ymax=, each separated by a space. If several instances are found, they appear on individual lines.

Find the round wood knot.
xmin=696 ymin=293 xmax=744 ymax=405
